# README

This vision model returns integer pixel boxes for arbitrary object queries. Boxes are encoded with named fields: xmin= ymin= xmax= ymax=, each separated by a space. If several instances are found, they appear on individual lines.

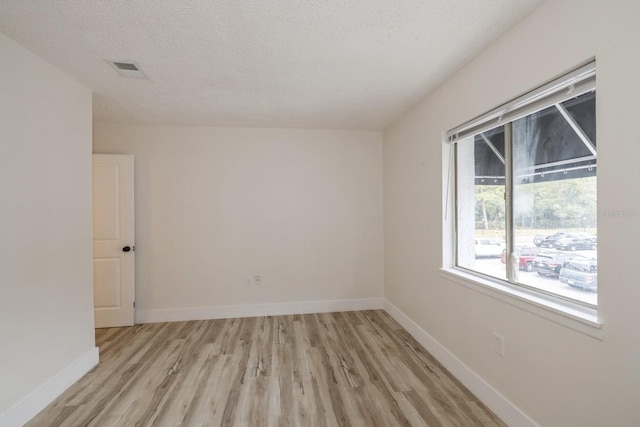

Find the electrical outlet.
xmin=494 ymin=333 xmax=505 ymax=357
xmin=244 ymin=276 xmax=252 ymax=287
xmin=254 ymin=275 xmax=261 ymax=286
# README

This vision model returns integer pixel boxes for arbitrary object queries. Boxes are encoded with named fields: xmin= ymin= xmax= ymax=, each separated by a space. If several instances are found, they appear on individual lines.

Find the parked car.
xmin=500 ymin=246 xmax=541 ymax=272
xmin=554 ymin=234 xmax=597 ymax=251
xmin=532 ymin=252 xmax=588 ymax=277
xmin=559 ymin=259 xmax=598 ymax=291
xmin=533 ymin=232 xmax=568 ymax=248
xmin=474 ymin=239 xmax=504 ymax=258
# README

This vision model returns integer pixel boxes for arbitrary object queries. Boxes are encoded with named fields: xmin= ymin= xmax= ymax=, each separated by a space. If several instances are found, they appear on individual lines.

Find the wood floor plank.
xmin=180 ymin=353 xmax=229 ymax=427
xmin=136 ymin=322 xmax=213 ymax=426
xmin=356 ymin=311 xmax=486 ymax=426
xmin=27 ymin=310 xmax=506 ymax=427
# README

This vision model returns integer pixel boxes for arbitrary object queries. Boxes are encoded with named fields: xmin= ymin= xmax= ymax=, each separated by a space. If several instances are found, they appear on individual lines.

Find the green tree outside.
xmin=474 ymin=177 xmax=597 ymax=231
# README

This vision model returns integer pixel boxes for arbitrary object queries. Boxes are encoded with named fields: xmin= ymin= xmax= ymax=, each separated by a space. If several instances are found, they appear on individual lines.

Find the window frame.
xmin=442 ymin=61 xmax=602 ymax=336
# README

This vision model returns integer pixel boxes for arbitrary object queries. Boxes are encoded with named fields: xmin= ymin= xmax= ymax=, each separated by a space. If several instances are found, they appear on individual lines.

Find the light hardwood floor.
xmin=27 ymin=310 xmax=505 ymax=426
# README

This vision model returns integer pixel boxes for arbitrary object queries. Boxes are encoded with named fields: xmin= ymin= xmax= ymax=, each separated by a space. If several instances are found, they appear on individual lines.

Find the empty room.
xmin=1 ymin=0 xmax=639 ymax=426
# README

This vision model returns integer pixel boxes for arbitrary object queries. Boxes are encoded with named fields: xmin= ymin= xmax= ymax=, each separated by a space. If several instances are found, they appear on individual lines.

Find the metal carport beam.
xmin=517 ymin=155 xmax=597 ymax=172
xmin=554 ymin=103 xmax=597 ymax=156
xmin=480 ymin=133 xmax=505 ymax=164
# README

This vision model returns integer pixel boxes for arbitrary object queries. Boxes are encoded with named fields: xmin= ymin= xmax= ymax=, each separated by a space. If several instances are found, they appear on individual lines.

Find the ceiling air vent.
xmin=108 ymin=60 xmax=147 ymax=79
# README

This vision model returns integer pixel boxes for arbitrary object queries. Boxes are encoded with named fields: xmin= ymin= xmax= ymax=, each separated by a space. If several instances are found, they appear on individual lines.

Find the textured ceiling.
xmin=0 ymin=0 xmax=543 ymax=130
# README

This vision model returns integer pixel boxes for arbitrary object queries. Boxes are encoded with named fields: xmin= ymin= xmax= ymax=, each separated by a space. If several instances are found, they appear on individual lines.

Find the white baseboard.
xmin=383 ymin=300 xmax=537 ymax=427
xmin=0 ymin=347 xmax=99 ymax=427
xmin=136 ymin=297 xmax=385 ymax=324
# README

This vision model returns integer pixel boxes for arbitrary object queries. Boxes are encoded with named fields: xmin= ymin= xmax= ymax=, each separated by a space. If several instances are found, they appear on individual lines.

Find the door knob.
xmin=123 ymin=246 xmax=132 ymax=252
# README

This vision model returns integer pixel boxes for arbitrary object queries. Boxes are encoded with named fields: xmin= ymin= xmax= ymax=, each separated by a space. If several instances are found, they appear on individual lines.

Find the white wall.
xmin=93 ymin=124 xmax=383 ymax=321
xmin=383 ymin=0 xmax=640 ymax=426
xmin=0 ymin=33 xmax=96 ymax=423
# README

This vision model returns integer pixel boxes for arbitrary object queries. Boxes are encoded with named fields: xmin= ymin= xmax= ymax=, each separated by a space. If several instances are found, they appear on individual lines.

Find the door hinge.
xmin=133 ymin=301 xmax=136 ymax=308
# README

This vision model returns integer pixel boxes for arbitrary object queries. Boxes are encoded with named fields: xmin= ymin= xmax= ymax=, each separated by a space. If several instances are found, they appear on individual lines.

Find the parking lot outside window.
xmin=450 ymin=62 xmax=597 ymax=309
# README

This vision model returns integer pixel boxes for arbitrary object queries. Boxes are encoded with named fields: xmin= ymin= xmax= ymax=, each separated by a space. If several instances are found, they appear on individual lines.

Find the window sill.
xmin=440 ymin=267 xmax=603 ymax=340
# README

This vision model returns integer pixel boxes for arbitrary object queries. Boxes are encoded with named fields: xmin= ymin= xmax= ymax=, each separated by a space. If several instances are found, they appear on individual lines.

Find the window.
xmin=449 ymin=62 xmax=597 ymax=308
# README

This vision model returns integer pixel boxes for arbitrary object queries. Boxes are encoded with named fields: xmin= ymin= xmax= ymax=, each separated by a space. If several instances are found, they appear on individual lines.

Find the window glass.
xmin=456 ymin=126 xmax=506 ymax=282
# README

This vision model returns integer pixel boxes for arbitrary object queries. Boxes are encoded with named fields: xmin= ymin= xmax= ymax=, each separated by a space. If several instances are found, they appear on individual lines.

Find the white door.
xmin=93 ymin=154 xmax=135 ymax=327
